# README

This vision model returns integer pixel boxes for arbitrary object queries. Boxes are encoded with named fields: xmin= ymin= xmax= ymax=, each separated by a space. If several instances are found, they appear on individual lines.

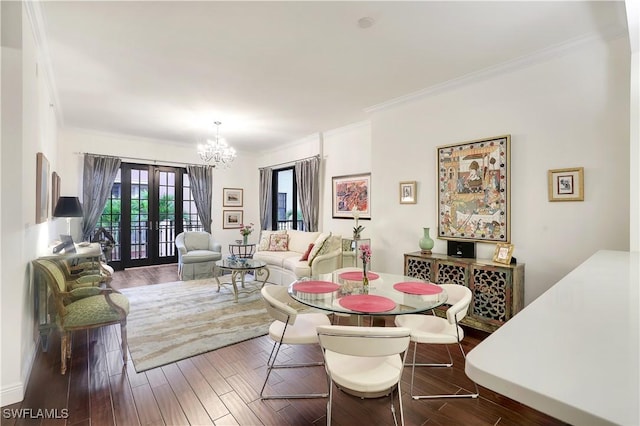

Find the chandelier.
xmin=197 ymin=121 xmax=236 ymax=168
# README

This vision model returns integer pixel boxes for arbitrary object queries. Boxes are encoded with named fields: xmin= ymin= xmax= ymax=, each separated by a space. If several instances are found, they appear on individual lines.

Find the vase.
xmin=243 ymin=235 xmax=248 ymax=245
xmin=362 ymin=262 xmax=369 ymax=294
xmin=419 ymin=227 xmax=434 ymax=254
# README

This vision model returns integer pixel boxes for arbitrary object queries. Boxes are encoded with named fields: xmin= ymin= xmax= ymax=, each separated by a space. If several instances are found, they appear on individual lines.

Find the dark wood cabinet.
xmin=404 ymin=251 xmax=524 ymax=332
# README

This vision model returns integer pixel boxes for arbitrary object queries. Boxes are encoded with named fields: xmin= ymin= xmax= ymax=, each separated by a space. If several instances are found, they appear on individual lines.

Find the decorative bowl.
xmin=235 ymin=239 xmax=243 ymax=244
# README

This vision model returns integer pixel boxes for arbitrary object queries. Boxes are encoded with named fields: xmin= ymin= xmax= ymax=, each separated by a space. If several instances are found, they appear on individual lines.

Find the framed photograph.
xmin=493 ymin=243 xmax=514 ymax=265
xmin=548 ymin=167 xmax=584 ymax=202
xmin=36 ymin=152 xmax=50 ymax=224
xmin=437 ymin=135 xmax=510 ymax=243
xmin=399 ymin=181 xmax=417 ymax=204
xmin=223 ymin=210 xmax=243 ymax=229
xmin=51 ymin=171 xmax=61 ymax=216
xmin=223 ymin=188 xmax=243 ymax=207
xmin=332 ymin=173 xmax=371 ymax=219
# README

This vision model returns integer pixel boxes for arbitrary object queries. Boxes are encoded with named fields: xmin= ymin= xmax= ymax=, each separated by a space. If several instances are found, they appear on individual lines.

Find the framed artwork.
xmin=332 ymin=173 xmax=371 ymax=219
xmin=399 ymin=181 xmax=417 ymax=204
xmin=36 ymin=152 xmax=50 ymax=224
xmin=223 ymin=210 xmax=243 ymax=229
xmin=493 ymin=243 xmax=514 ymax=265
xmin=437 ymin=135 xmax=510 ymax=243
xmin=548 ymin=167 xmax=584 ymax=202
xmin=51 ymin=171 xmax=61 ymax=216
xmin=223 ymin=188 xmax=243 ymax=207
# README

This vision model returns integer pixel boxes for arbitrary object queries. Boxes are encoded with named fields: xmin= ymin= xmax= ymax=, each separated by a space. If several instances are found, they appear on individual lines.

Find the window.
xmin=272 ymin=167 xmax=303 ymax=230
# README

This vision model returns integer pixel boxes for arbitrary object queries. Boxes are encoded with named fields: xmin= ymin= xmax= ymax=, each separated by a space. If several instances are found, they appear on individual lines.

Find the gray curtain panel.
xmin=82 ymin=154 xmax=121 ymax=241
xmin=259 ymin=167 xmax=273 ymax=230
xmin=186 ymin=165 xmax=213 ymax=233
xmin=295 ymin=156 xmax=320 ymax=232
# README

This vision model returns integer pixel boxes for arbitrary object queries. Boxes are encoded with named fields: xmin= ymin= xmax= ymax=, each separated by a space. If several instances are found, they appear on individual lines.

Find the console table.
xmin=404 ymin=251 xmax=524 ymax=332
xmin=342 ymin=238 xmax=371 ymax=268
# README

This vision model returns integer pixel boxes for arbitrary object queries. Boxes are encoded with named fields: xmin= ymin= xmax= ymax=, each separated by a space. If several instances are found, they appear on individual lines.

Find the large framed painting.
xmin=437 ymin=135 xmax=510 ymax=243
xmin=36 ymin=152 xmax=50 ymax=224
xmin=332 ymin=173 xmax=371 ymax=219
xmin=51 ymin=171 xmax=61 ymax=216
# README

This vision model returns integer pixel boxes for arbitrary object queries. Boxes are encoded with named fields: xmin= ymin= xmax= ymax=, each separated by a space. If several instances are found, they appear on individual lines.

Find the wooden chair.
xmin=32 ymin=259 xmax=129 ymax=374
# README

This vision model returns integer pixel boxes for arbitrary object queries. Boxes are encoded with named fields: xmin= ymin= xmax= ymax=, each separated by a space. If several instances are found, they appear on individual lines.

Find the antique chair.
xmin=316 ymin=325 xmax=411 ymax=426
xmin=32 ymin=259 xmax=129 ymax=375
xmin=175 ymin=231 xmax=222 ymax=280
xmin=51 ymin=257 xmax=112 ymax=289
xmin=394 ymin=284 xmax=479 ymax=399
xmin=259 ymin=284 xmax=331 ymax=399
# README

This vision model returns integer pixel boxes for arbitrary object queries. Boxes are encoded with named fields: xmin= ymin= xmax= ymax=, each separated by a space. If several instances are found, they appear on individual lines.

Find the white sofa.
xmin=253 ymin=230 xmax=343 ymax=285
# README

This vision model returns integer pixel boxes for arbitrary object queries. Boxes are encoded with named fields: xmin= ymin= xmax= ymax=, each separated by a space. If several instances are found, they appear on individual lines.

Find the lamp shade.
xmin=53 ymin=196 xmax=83 ymax=218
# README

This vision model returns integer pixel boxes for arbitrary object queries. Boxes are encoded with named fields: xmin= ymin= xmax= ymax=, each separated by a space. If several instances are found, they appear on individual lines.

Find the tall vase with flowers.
xmin=359 ymin=244 xmax=371 ymax=293
xmin=239 ymin=223 xmax=254 ymax=245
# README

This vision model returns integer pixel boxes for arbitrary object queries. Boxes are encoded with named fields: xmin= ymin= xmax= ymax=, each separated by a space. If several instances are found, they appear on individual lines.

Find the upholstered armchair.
xmin=32 ymin=259 xmax=129 ymax=375
xmin=175 ymin=231 xmax=222 ymax=280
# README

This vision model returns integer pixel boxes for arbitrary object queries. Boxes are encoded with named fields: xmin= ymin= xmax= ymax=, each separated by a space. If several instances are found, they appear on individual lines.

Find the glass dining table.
xmin=288 ymin=267 xmax=448 ymax=317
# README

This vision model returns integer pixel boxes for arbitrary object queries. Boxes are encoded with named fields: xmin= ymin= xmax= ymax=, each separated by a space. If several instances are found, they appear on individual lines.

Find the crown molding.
xmin=365 ymin=26 xmax=627 ymax=114
xmin=323 ymin=120 xmax=371 ymax=138
xmin=24 ymin=0 xmax=64 ymax=127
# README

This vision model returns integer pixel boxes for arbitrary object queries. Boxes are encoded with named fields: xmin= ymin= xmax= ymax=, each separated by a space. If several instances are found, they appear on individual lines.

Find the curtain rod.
xmin=259 ymin=154 xmax=320 ymax=170
xmin=74 ymin=152 xmax=202 ymax=168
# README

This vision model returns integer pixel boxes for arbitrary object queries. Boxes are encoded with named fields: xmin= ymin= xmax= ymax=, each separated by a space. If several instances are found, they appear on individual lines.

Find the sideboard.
xmin=404 ymin=251 xmax=524 ymax=332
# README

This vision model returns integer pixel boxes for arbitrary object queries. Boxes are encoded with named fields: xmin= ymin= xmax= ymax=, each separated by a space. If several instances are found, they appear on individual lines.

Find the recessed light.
xmin=357 ymin=16 xmax=375 ymax=29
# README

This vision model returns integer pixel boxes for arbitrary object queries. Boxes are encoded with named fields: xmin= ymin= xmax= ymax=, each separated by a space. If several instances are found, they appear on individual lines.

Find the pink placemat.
xmin=339 ymin=295 xmax=396 ymax=313
xmin=338 ymin=271 xmax=380 ymax=281
xmin=293 ymin=281 xmax=340 ymax=294
xmin=393 ymin=282 xmax=443 ymax=295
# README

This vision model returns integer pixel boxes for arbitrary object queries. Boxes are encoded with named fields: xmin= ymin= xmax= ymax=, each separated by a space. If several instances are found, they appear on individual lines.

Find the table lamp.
xmin=53 ymin=196 xmax=83 ymax=236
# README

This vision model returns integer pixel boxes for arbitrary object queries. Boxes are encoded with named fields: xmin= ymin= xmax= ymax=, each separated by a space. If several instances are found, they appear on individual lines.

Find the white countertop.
xmin=465 ymin=250 xmax=639 ymax=426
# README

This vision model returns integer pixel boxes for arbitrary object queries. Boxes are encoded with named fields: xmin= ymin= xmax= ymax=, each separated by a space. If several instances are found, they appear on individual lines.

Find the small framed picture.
xmin=548 ymin=167 xmax=584 ymax=202
xmin=493 ymin=243 xmax=514 ymax=265
xmin=223 ymin=210 xmax=243 ymax=229
xmin=399 ymin=181 xmax=417 ymax=204
xmin=223 ymin=188 xmax=243 ymax=207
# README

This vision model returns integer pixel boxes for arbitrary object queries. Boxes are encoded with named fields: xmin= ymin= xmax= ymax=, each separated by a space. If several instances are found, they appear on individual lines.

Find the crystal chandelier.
xmin=197 ymin=121 xmax=236 ymax=168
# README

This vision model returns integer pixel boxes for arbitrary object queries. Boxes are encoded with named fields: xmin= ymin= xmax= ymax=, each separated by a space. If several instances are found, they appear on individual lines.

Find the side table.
xmin=229 ymin=243 xmax=256 ymax=259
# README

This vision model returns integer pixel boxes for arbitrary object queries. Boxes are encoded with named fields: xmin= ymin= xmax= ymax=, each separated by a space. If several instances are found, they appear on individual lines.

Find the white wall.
xmin=1 ymin=2 xmax=59 ymax=406
xmin=57 ymin=128 xmax=260 ymax=251
xmin=370 ymin=36 xmax=631 ymax=304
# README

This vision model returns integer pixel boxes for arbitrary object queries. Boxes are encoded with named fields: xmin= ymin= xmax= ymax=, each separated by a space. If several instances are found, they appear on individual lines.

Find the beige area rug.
xmin=120 ymin=278 xmax=272 ymax=372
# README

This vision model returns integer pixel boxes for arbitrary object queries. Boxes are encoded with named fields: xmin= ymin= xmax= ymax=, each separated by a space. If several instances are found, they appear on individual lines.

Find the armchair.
xmin=175 ymin=231 xmax=222 ymax=280
xmin=32 ymin=259 xmax=129 ymax=375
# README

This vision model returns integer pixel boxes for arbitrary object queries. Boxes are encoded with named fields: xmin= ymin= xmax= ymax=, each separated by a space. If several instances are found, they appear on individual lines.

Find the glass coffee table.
xmin=214 ymin=258 xmax=270 ymax=302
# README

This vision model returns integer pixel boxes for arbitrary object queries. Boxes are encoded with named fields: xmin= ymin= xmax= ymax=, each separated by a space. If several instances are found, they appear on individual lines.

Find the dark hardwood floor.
xmin=2 ymin=264 xmax=566 ymax=425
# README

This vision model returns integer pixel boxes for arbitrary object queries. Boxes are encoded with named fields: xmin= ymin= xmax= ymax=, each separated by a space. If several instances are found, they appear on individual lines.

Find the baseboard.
xmin=1 ymin=335 xmax=38 ymax=407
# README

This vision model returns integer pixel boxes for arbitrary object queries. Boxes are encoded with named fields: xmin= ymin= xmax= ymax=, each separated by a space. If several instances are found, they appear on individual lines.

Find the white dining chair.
xmin=394 ymin=284 xmax=479 ymax=399
xmin=317 ymin=325 xmax=411 ymax=426
xmin=259 ymin=284 xmax=331 ymax=399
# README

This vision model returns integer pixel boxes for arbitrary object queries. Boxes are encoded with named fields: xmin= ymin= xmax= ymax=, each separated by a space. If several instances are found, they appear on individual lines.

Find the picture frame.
xmin=332 ymin=173 xmax=371 ymax=219
xmin=493 ymin=243 xmax=514 ymax=265
xmin=36 ymin=152 xmax=50 ymax=224
xmin=223 ymin=210 xmax=243 ymax=229
xmin=437 ymin=135 xmax=510 ymax=243
xmin=399 ymin=181 xmax=417 ymax=204
xmin=548 ymin=167 xmax=584 ymax=202
xmin=223 ymin=188 xmax=243 ymax=207
xmin=51 ymin=171 xmax=61 ymax=217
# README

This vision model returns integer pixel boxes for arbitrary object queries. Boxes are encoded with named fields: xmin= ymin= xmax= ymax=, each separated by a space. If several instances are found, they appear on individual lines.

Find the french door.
xmin=120 ymin=164 xmax=181 ymax=268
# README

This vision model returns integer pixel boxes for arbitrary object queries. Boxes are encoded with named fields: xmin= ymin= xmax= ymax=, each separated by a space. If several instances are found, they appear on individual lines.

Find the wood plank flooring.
xmin=3 ymin=264 xmax=567 ymax=425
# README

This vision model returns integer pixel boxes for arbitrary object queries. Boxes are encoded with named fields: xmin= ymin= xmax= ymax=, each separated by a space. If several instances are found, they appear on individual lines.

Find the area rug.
xmin=120 ymin=278 xmax=272 ymax=372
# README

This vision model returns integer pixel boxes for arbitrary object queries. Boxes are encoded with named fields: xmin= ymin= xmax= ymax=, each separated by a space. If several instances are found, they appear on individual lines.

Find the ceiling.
xmin=36 ymin=1 xmax=628 ymax=152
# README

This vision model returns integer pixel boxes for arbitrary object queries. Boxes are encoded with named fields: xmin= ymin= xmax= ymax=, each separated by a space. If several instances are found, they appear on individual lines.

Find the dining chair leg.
xmin=121 ymin=321 xmax=128 ymax=364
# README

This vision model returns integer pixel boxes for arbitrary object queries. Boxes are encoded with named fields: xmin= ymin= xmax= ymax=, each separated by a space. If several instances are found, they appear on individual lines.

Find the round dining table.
xmin=288 ymin=267 xmax=448 ymax=317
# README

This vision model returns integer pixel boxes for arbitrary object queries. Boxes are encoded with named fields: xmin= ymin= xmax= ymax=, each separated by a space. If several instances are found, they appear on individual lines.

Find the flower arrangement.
xmin=352 ymin=206 xmax=365 ymax=238
xmin=239 ymin=223 xmax=254 ymax=237
xmin=359 ymin=244 xmax=371 ymax=265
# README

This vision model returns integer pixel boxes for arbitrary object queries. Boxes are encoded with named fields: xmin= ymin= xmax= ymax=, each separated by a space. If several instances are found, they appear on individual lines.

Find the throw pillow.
xmin=310 ymin=235 xmax=336 ymax=265
xmin=307 ymin=233 xmax=330 ymax=265
xmin=300 ymin=243 xmax=315 ymax=261
xmin=268 ymin=233 xmax=289 ymax=251
xmin=258 ymin=230 xmax=286 ymax=251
